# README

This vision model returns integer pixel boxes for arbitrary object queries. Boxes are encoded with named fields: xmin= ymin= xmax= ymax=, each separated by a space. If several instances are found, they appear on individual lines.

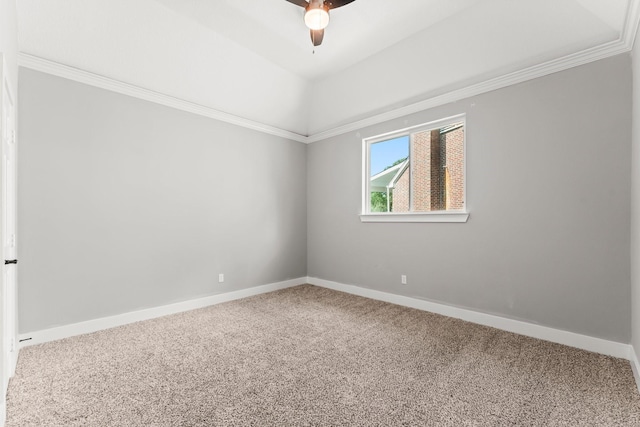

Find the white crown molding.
xmin=18 ymin=277 xmax=306 ymax=347
xmin=17 ymin=53 xmax=308 ymax=144
xmin=624 ymin=0 xmax=640 ymax=49
xmin=307 ymin=277 xmax=632 ymax=360
xmin=18 ymin=0 xmax=640 ymax=145
xmin=307 ymin=46 xmax=635 ymax=143
xmin=307 ymin=0 xmax=640 ymax=143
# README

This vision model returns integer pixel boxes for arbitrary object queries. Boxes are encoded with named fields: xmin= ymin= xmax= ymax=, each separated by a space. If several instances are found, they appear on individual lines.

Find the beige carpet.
xmin=6 ymin=285 xmax=640 ymax=426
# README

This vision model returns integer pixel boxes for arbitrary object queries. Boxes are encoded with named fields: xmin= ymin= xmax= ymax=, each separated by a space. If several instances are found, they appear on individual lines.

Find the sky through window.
xmin=370 ymin=135 xmax=409 ymax=176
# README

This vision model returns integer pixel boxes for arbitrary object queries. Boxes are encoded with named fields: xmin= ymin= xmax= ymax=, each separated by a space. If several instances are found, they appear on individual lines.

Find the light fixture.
xmin=304 ymin=2 xmax=330 ymax=30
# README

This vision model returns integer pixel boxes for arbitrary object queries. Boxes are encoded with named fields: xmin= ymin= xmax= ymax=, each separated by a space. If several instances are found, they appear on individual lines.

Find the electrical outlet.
xmin=218 ymin=274 xmax=224 ymax=283
xmin=401 ymin=275 xmax=407 ymax=285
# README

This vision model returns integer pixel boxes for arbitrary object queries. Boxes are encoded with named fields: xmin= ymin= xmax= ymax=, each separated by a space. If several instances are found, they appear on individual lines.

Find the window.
xmin=361 ymin=115 xmax=468 ymax=223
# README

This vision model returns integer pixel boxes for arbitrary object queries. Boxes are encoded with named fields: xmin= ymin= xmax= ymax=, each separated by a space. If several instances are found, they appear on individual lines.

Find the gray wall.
xmin=632 ymin=33 xmax=640 ymax=355
xmin=308 ymin=54 xmax=632 ymax=343
xmin=18 ymin=54 xmax=633 ymax=344
xmin=18 ymin=68 xmax=307 ymax=333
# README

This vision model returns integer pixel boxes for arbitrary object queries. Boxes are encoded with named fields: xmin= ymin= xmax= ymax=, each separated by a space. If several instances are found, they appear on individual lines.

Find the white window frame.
xmin=360 ymin=114 xmax=469 ymax=223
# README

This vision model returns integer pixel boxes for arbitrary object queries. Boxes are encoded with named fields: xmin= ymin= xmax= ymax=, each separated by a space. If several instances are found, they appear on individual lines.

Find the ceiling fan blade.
xmin=325 ymin=0 xmax=356 ymax=9
xmin=310 ymin=29 xmax=324 ymax=46
xmin=284 ymin=0 xmax=308 ymax=7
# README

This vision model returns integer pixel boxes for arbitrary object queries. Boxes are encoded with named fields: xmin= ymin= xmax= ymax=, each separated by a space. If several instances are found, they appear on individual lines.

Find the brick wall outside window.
xmin=442 ymin=127 xmax=464 ymax=210
xmin=393 ymin=167 xmax=410 ymax=212
xmin=390 ymin=125 xmax=464 ymax=212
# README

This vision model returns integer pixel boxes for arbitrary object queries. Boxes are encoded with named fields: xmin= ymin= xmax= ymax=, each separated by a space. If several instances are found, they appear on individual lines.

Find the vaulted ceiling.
xmin=16 ymin=0 xmax=638 ymax=139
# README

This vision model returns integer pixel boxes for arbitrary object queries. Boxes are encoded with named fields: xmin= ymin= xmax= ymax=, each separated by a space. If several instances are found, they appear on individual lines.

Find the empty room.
xmin=2 ymin=0 xmax=640 ymax=425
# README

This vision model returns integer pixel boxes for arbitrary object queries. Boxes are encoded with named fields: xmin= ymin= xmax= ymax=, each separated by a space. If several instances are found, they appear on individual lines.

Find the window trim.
xmin=360 ymin=114 xmax=469 ymax=223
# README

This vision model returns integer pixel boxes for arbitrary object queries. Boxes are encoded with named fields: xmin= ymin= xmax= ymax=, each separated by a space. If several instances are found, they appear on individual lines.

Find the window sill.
xmin=359 ymin=212 xmax=469 ymax=223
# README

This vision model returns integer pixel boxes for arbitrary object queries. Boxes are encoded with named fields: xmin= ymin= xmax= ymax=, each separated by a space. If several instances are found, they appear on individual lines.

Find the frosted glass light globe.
xmin=304 ymin=7 xmax=330 ymax=30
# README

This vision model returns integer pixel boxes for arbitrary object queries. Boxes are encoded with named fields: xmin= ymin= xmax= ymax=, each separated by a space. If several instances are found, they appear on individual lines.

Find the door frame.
xmin=0 ymin=54 xmax=17 ymax=396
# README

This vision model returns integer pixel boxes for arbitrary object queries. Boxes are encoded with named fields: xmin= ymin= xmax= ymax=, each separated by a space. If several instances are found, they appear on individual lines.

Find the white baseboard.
xmin=16 ymin=275 xmax=639 ymax=389
xmin=19 ymin=277 xmax=307 ymax=348
xmin=307 ymin=277 xmax=632 ymax=360
xmin=0 ymin=392 xmax=5 ymax=427
xmin=630 ymin=346 xmax=640 ymax=394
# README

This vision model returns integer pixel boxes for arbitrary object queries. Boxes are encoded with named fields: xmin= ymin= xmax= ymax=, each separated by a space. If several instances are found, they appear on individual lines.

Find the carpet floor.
xmin=6 ymin=285 xmax=640 ymax=426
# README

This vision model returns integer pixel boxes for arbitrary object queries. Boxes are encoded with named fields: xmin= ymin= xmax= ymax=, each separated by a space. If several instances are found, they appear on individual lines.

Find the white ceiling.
xmin=16 ymin=0 xmax=634 ymax=137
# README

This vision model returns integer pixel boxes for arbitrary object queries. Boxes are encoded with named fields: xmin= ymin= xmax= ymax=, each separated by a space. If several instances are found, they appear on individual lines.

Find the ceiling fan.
xmin=285 ymin=0 xmax=356 ymax=47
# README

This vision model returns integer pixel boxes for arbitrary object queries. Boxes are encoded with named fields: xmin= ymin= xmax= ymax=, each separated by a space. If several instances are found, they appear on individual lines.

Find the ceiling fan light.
xmin=304 ymin=7 xmax=330 ymax=30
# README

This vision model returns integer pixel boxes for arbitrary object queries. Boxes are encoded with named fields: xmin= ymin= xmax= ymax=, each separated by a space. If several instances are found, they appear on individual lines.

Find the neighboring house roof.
xmin=370 ymin=159 xmax=409 ymax=192
xmin=440 ymin=123 xmax=464 ymax=135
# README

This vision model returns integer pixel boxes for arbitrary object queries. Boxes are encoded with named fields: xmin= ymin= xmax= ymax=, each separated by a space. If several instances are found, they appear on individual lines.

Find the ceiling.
xmin=16 ymin=0 xmax=636 ymax=138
